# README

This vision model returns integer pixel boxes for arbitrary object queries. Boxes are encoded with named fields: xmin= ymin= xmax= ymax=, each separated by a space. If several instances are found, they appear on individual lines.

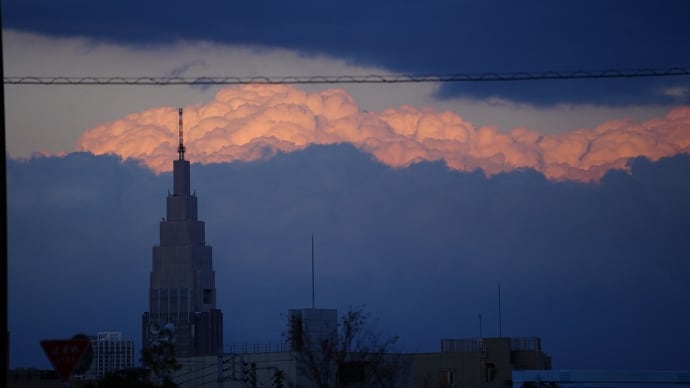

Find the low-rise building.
xmin=412 ymin=337 xmax=551 ymax=388
xmin=168 ymin=308 xmax=551 ymax=387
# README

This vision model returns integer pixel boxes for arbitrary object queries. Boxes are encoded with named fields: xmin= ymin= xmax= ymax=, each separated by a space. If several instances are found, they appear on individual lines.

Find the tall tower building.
xmin=142 ymin=108 xmax=223 ymax=357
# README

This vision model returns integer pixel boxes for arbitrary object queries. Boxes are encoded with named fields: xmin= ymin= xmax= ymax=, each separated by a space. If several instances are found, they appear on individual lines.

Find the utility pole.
xmin=498 ymin=283 xmax=502 ymax=337
xmin=311 ymin=234 xmax=315 ymax=308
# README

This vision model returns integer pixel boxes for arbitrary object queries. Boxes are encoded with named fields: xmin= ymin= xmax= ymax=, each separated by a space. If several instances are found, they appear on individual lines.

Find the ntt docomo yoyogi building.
xmin=141 ymin=108 xmax=223 ymax=357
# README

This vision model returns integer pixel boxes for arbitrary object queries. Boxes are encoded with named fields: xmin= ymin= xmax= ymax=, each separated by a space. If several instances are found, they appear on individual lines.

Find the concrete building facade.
xmin=142 ymin=108 xmax=223 ymax=358
xmin=412 ymin=337 xmax=551 ymax=388
xmin=169 ymin=336 xmax=551 ymax=387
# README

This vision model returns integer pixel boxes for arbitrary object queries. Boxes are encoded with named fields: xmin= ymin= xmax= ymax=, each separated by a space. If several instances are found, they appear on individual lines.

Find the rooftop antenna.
xmin=311 ymin=233 xmax=315 ymax=309
xmin=498 ymin=282 xmax=502 ymax=337
xmin=177 ymin=108 xmax=185 ymax=160
xmin=478 ymin=314 xmax=483 ymax=338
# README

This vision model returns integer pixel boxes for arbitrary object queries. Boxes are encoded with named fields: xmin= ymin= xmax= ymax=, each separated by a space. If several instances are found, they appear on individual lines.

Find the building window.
xmin=439 ymin=369 xmax=455 ymax=387
xmin=203 ymin=289 xmax=212 ymax=304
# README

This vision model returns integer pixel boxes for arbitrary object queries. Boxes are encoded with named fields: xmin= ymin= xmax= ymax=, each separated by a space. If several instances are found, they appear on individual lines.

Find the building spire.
xmin=177 ymin=108 xmax=185 ymax=160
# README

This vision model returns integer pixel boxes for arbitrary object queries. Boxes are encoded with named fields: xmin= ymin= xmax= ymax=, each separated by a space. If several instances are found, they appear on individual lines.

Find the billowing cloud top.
xmin=77 ymin=84 xmax=690 ymax=181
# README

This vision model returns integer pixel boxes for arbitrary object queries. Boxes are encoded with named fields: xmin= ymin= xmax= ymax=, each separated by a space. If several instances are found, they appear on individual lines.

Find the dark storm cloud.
xmin=8 ymin=147 xmax=690 ymax=370
xmin=4 ymin=0 xmax=690 ymax=105
xmin=437 ymin=76 xmax=690 ymax=107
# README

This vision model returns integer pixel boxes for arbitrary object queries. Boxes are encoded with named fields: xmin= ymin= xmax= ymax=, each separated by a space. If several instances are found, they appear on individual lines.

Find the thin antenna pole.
xmin=478 ymin=314 xmax=482 ymax=338
xmin=178 ymin=108 xmax=185 ymax=160
xmin=498 ymin=282 xmax=502 ymax=337
xmin=311 ymin=234 xmax=315 ymax=309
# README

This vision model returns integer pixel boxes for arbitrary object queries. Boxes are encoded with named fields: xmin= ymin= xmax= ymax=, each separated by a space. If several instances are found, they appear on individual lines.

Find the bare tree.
xmin=141 ymin=324 xmax=181 ymax=387
xmin=294 ymin=307 xmax=410 ymax=388
xmin=140 ymin=342 xmax=181 ymax=387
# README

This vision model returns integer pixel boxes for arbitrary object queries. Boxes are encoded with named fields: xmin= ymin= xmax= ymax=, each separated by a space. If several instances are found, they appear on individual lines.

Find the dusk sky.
xmin=4 ymin=1 xmax=690 ymax=370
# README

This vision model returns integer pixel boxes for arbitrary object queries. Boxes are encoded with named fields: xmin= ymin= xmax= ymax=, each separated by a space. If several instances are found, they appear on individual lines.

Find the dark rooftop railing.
xmin=511 ymin=337 xmax=541 ymax=352
xmin=441 ymin=337 xmax=542 ymax=353
xmin=225 ymin=341 xmax=291 ymax=354
xmin=440 ymin=338 xmax=486 ymax=353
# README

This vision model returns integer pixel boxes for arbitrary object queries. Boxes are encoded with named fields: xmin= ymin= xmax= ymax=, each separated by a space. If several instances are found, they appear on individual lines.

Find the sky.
xmin=3 ymin=0 xmax=690 ymax=371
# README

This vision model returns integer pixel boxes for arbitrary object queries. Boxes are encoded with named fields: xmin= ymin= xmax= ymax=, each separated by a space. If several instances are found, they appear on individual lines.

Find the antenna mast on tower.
xmin=178 ymin=108 xmax=185 ymax=160
xmin=311 ymin=234 xmax=315 ymax=309
xmin=498 ymin=282 xmax=502 ymax=337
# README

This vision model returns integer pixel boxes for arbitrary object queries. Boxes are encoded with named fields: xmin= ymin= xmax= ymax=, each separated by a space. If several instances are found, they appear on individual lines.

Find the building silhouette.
xmin=412 ymin=337 xmax=551 ymax=387
xmin=142 ymin=108 xmax=223 ymax=358
xmin=287 ymin=308 xmax=337 ymax=352
xmin=169 ymin=309 xmax=552 ymax=387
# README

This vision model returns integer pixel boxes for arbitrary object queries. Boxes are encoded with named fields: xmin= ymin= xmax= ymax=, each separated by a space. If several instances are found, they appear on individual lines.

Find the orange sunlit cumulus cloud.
xmin=77 ymin=84 xmax=690 ymax=182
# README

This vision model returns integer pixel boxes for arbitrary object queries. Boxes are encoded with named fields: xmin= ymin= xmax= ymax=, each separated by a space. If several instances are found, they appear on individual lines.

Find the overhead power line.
xmin=4 ymin=67 xmax=690 ymax=86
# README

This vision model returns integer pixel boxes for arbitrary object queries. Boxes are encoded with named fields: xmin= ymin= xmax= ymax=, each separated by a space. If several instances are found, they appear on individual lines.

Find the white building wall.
xmin=86 ymin=332 xmax=135 ymax=380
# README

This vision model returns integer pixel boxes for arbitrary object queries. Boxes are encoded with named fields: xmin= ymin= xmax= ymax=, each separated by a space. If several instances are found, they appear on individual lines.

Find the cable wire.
xmin=4 ymin=67 xmax=690 ymax=85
